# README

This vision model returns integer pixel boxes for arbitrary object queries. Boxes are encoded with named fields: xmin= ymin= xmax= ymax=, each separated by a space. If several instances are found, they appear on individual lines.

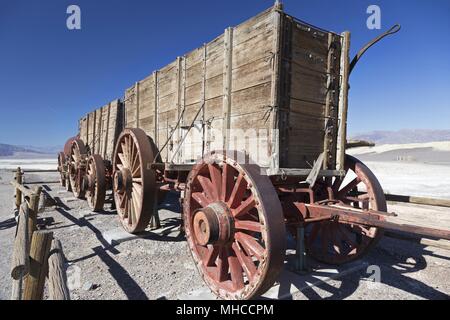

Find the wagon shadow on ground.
xmin=0 ymin=217 xmax=16 ymax=231
xmin=91 ymin=245 xmax=150 ymax=300
xmin=269 ymin=236 xmax=450 ymax=300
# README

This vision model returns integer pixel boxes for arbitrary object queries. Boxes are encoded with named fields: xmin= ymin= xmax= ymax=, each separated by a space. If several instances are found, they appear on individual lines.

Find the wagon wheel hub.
xmin=114 ymin=168 xmax=132 ymax=195
xmin=193 ymin=202 xmax=233 ymax=246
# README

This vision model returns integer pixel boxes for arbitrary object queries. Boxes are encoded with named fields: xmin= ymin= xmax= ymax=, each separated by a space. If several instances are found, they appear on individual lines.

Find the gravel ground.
xmin=0 ymin=169 xmax=449 ymax=300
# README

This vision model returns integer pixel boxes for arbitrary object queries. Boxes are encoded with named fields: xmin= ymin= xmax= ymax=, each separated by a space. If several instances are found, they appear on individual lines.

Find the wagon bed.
xmin=123 ymin=6 xmax=348 ymax=175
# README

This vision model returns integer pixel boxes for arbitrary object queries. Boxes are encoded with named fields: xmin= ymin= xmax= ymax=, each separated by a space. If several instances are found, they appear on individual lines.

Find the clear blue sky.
xmin=0 ymin=0 xmax=449 ymax=147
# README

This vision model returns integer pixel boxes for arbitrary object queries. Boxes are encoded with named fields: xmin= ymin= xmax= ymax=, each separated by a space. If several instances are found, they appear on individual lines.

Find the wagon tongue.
xmin=305 ymin=203 xmax=450 ymax=241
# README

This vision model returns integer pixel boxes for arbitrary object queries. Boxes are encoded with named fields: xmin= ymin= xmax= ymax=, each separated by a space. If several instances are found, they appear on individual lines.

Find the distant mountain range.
xmin=0 ymin=143 xmax=61 ymax=157
xmin=350 ymin=129 xmax=450 ymax=145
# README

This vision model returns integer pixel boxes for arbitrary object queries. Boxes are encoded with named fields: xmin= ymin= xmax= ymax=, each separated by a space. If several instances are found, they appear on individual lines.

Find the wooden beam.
xmin=175 ymin=56 xmax=183 ymax=163
xmin=28 ymin=186 xmax=43 ymax=243
xmin=23 ymin=230 xmax=53 ymax=300
xmin=269 ymin=8 xmax=283 ymax=174
xmin=11 ymin=204 xmax=30 ymax=280
xmin=386 ymin=194 xmax=450 ymax=208
xmin=48 ymin=239 xmax=70 ymax=300
xmin=14 ymin=168 xmax=23 ymax=209
xmin=11 ymin=170 xmax=58 ymax=173
xmin=104 ymin=102 xmax=111 ymax=159
xmin=11 ymin=181 xmax=34 ymax=198
xmin=222 ymin=27 xmax=233 ymax=150
xmin=306 ymin=203 xmax=450 ymax=240
xmin=336 ymin=31 xmax=351 ymax=171
xmin=135 ymin=82 xmax=140 ymax=128
xmin=154 ymin=71 xmax=159 ymax=147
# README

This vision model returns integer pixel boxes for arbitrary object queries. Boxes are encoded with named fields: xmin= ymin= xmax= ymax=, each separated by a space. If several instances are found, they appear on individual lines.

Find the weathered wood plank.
xmin=48 ymin=239 xmax=70 ymax=300
xmin=23 ymin=230 xmax=53 ymax=300
xmin=11 ymin=204 xmax=29 ymax=281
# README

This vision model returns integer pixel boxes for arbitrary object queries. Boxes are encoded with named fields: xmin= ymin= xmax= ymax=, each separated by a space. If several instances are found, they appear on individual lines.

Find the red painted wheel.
xmin=68 ymin=139 xmax=87 ymax=199
xmin=305 ymin=155 xmax=386 ymax=264
xmin=86 ymin=155 xmax=106 ymax=212
xmin=57 ymin=152 xmax=66 ymax=187
xmin=184 ymin=151 xmax=286 ymax=300
xmin=113 ymin=128 xmax=157 ymax=234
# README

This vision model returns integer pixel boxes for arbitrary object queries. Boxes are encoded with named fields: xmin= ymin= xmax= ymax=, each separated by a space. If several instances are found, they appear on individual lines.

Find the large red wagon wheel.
xmin=68 ymin=139 xmax=87 ymax=199
xmin=184 ymin=151 xmax=286 ymax=300
xmin=113 ymin=128 xmax=157 ymax=234
xmin=57 ymin=152 xmax=67 ymax=187
xmin=85 ymin=154 xmax=106 ymax=212
xmin=305 ymin=155 xmax=386 ymax=264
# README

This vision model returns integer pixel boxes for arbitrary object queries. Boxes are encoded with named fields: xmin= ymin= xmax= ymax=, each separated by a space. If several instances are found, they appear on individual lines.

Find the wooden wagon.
xmin=58 ymin=99 xmax=124 ymax=210
xmin=58 ymin=3 xmax=450 ymax=300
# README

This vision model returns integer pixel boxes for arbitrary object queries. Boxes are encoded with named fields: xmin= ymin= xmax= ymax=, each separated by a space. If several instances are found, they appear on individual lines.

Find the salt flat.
xmin=0 ymin=158 xmax=57 ymax=170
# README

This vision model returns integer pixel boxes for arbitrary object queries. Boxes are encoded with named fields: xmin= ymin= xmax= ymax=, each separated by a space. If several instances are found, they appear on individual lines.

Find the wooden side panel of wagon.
xmin=78 ymin=99 xmax=123 ymax=159
xmin=125 ymin=8 xmax=277 ymax=167
xmin=278 ymin=15 xmax=343 ymax=170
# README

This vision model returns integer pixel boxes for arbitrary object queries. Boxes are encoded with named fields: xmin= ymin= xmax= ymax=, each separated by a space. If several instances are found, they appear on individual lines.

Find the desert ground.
xmin=0 ymin=144 xmax=449 ymax=300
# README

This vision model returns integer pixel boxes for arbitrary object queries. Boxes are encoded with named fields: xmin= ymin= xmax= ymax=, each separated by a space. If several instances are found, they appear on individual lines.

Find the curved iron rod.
xmin=349 ymin=24 xmax=401 ymax=75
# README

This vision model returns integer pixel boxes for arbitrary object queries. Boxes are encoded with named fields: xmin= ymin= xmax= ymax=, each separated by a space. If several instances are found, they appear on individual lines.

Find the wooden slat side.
xmin=284 ymin=17 xmax=342 ymax=169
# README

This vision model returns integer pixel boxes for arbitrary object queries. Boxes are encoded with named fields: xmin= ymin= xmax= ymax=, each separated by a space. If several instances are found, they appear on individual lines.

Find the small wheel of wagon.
xmin=305 ymin=155 xmax=386 ymax=264
xmin=85 ymin=154 xmax=106 ymax=212
xmin=184 ymin=151 xmax=286 ymax=300
xmin=57 ymin=152 xmax=66 ymax=187
xmin=68 ymin=139 xmax=87 ymax=199
xmin=113 ymin=128 xmax=157 ymax=234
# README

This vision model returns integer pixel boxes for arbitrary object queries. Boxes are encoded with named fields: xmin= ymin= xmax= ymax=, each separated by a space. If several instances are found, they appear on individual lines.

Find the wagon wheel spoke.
xmin=329 ymin=224 xmax=341 ymax=254
xmin=205 ymin=245 xmax=220 ymax=267
xmin=234 ymin=219 xmax=261 ymax=233
xmin=337 ymin=224 xmax=358 ymax=248
xmin=321 ymin=224 xmax=330 ymax=258
xmin=307 ymin=223 xmax=321 ymax=246
xmin=227 ymin=173 xmax=247 ymax=208
xmin=232 ymin=195 xmax=256 ymax=218
xmin=192 ymin=192 xmax=211 ymax=207
xmin=208 ymin=164 xmax=222 ymax=199
xmin=226 ymin=247 xmax=245 ymax=290
xmin=197 ymin=175 xmax=217 ymax=201
xmin=221 ymin=163 xmax=234 ymax=202
xmin=337 ymin=177 xmax=362 ymax=199
xmin=235 ymin=232 xmax=264 ymax=261
xmin=232 ymin=242 xmax=257 ymax=282
xmin=217 ymin=248 xmax=229 ymax=282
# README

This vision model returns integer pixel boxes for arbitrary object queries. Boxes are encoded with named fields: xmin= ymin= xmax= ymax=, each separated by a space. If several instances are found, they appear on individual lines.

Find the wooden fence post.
xmin=23 ymin=230 xmax=53 ymax=300
xmin=15 ymin=167 xmax=23 ymax=209
xmin=27 ymin=186 xmax=42 ymax=243
xmin=10 ymin=204 xmax=30 ymax=300
xmin=11 ymin=204 xmax=30 ymax=279
xmin=48 ymin=239 xmax=70 ymax=300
